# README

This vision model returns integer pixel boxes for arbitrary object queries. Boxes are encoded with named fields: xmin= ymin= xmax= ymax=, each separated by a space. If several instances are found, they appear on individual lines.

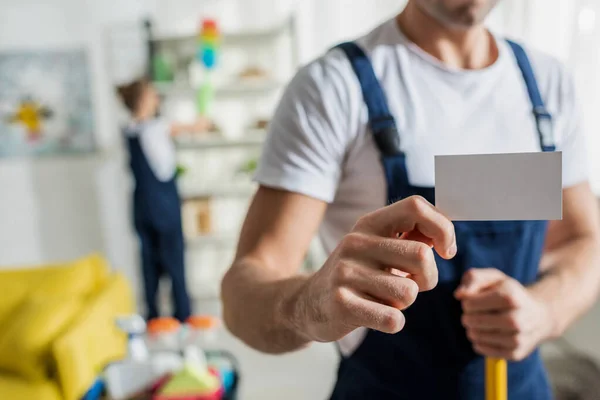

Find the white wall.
xmin=0 ymin=0 xmax=142 ymax=300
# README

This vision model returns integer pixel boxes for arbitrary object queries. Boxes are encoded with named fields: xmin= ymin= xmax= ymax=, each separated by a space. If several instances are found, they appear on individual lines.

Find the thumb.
xmin=454 ymin=268 xmax=506 ymax=299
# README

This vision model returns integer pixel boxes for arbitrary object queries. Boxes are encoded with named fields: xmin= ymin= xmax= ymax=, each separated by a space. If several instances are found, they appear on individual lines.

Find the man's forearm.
xmin=221 ymin=258 xmax=313 ymax=354
xmin=531 ymin=235 xmax=600 ymax=338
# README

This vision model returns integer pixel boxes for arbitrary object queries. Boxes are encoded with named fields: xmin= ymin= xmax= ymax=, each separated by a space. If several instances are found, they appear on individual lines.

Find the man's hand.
xmin=455 ymin=268 xmax=555 ymax=361
xmin=290 ymin=196 xmax=457 ymax=343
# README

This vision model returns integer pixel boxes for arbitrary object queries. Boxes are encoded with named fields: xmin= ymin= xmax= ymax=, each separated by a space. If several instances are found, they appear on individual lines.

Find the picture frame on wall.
xmin=0 ymin=49 xmax=95 ymax=158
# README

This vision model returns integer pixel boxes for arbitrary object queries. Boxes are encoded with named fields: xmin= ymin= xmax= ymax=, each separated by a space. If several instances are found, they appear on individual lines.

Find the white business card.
xmin=435 ymin=152 xmax=562 ymax=221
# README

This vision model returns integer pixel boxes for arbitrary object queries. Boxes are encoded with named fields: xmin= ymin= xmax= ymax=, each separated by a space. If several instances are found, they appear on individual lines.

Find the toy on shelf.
xmin=197 ymin=19 xmax=221 ymax=117
xmin=182 ymin=198 xmax=213 ymax=239
xmin=237 ymin=66 xmax=269 ymax=82
xmin=236 ymin=158 xmax=258 ymax=177
xmin=251 ymin=118 xmax=270 ymax=131
xmin=153 ymin=53 xmax=174 ymax=83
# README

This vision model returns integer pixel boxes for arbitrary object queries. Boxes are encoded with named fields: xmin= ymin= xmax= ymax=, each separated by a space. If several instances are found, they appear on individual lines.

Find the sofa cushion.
xmin=36 ymin=254 xmax=110 ymax=298
xmin=0 ymin=295 xmax=83 ymax=380
xmin=0 ymin=374 xmax=61 ymax=400
xmin=0 ymin=271 xmax=36 ymax=327
xmin=0 ymin=254 xmax=110 ymax=325
xmin=53 ymin=274 xmax=134 ymax=400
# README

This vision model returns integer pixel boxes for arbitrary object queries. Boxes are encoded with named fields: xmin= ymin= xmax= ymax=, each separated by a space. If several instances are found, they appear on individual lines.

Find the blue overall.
xmin=329 ymin=41 xmax=556 ymax=400
xmin=126 ymin=126 xmax=191 ymax=322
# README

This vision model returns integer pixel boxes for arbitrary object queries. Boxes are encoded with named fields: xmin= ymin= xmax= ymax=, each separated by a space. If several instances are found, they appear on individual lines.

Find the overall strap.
xmin=335 ymin=42 xmax=410 ymax=205
xmin=506 ymin=40 xmax=556 ymax=152
xmin=335 ymin=42 xmax=403 ymax=156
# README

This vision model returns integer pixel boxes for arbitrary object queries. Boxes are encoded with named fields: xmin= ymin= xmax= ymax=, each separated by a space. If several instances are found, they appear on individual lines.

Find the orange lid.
xmin=147 ymin=317 xmax=181 ymax=334
xmin=187 ymin=315 xmax=219 ymax=330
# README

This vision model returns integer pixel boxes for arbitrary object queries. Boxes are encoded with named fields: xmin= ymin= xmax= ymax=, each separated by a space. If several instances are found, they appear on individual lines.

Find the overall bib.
xmin=126 ymin=129 xmax=191 ymax=322
xmin=329 ymin=41 xmax=556 ymax=400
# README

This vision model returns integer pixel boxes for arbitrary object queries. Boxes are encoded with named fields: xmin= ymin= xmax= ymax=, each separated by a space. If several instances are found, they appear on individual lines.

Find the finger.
xmin=473 ymin=343 xmax=510 ymax=359
xmin=343 ymin=289 xmax=406 ymax=334
xmin=455 ymin=268 xmax=507 ymax=299
xmin=355 ymin=196 xmax=456 ymax=260
xmin=461 ymin=281 xmax=522 ymax=313
xmin=341 ymin=234 xmax=438 ymax=291
xmin=400 ymin=230 xmax=434 ymax=247
xmin=461 ymin=312 xmax=518 ymax=333
xmin=349 ymin=263 xmax=420 ymax=310
xmin=466 ymin=329 xmax=519 ymax=350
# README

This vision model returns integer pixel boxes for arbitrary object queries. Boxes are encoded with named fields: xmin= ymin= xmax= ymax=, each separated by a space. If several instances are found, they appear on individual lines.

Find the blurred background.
xmin=1 ymin=0 xmax=600 ymax=399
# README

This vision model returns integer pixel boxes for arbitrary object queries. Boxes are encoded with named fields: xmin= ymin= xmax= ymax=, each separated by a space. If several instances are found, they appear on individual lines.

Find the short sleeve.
xmin=553 ymin=67 xmax=589 ymax=189
xmin=254 ymin=53 xmax=357 ymax=203
xmin=139 ymin=118 xmax=177 ymax=182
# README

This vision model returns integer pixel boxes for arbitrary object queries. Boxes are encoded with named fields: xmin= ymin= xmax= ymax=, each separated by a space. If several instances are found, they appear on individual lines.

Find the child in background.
xmin=117 ymin=77 xmax=210 ymax=322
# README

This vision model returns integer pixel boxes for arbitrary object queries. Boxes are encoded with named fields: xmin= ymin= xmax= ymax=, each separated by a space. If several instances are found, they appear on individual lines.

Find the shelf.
xmin=175 ymin=132 xmax=266 ymax=150
xmin=155 ymin=80 xmax=282 ymax=97
xmin=181 ymin=184 xmax=257 ymax=199
xmin=186 ymin=233 xmax=239 ymax=247
xmin=152 ymin=18 xmax=293 ymax=46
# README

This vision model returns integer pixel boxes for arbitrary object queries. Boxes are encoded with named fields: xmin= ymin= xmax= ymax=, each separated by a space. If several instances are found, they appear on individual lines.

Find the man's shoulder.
xmin=291 ymin=44 xmax=362 ymax=102
xmin=509 ymin=41 xmax=572 ymax=88
xmin=308 ymin=19 xmax=400 ymax=64
xmin=297 ymin=18 xmax=403 ymax=89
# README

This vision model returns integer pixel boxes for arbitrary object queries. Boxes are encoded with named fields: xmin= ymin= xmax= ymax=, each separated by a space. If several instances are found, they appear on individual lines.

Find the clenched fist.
xmin=293 ymin=196 xmax=457 ymax=343
xmin=455 ymin=268 xmax=555 ymax=361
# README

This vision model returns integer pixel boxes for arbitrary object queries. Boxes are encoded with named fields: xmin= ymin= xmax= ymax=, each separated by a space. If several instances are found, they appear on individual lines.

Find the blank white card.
xmin=435 ymin=152 xmax=562 ymax=221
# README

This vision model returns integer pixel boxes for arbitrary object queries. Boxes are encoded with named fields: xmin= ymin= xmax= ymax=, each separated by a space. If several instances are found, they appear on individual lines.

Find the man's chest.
xmin=350 ymin=73 xmax=543 ymax=186
xmin=333 ymin=85 xmax=544 ymax=223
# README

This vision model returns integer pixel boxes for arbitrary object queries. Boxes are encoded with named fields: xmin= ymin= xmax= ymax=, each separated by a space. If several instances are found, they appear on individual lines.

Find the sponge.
xmin=154 ymin=364 xmax=223 ymax=400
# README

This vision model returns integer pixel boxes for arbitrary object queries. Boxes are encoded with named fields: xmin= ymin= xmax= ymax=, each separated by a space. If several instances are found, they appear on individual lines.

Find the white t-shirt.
xmin=125 ymin=118 xmax=177 ymax=182
xmin=254 ymin=19 xmax=589 ymax=353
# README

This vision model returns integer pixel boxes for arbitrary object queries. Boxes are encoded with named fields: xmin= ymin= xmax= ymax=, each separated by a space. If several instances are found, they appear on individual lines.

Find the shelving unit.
xmin=154 ymin=80 xmax=284 ymax=98
xmin=187 ymin=232 xmax=239 ymax=247
xmin=174 ymin=131 xmax=266 ymax=150
xmin=152 ymin=17 xmax=296 ymax=48
xmin=105 ymin=13 xmax=306 ymax=301
xmin=180 ymin=184 xmax=257 ymax=200
xmin=140 ymin=15 xmax=302 ymax=300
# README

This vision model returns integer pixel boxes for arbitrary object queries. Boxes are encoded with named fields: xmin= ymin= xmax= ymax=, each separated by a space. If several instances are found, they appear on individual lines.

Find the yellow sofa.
xmin=0 ymin=254 xmax=135 ymax=400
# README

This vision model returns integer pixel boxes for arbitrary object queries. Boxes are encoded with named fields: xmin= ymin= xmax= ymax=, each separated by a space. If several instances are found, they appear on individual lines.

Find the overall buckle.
xmin=371 ymin=116 xmax=402 ymax=157
xmin=533 ymin=107 xmax=554 ymax=149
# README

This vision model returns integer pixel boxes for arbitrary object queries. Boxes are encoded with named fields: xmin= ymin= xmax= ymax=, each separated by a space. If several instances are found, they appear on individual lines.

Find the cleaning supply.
xmin=147 ymin=317 xmax=182 ymax=354
xmin=105 ymin=316 xmax=184 ymax=400
xmin=179 ymin=316 xmax=217 ymax=377
xmin=154 ymin=364 xmax=223 ymax=400
xmin=196 ymin=19 xmax=220 ymax=117
xmin=486 ymin=358 xmax=507 ymax=400
xmin=186 ymin=316 xmax=236 ymax=396
xmin=187 ymin=316 xmax=219 ymax=348
xmin=117 ymin=315 xmax=149 ymax=362
xmin=206 ymin=351 xmax=237 ymax=397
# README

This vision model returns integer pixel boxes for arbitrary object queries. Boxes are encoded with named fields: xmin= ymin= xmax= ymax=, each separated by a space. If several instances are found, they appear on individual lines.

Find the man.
xmin=221 ymin=1 xmax=600 ymax=399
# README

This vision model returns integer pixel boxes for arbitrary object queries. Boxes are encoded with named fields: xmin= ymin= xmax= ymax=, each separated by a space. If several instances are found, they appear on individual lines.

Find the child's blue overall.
xmin=126 ymin=129 xmax=191 ymax=322
xmin=329 ymin=41 xmax=556 ymax=400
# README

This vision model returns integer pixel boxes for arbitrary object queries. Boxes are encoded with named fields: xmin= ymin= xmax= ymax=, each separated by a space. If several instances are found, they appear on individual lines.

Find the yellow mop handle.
xmin=485 ymin=358 xmax=507 ymax=400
